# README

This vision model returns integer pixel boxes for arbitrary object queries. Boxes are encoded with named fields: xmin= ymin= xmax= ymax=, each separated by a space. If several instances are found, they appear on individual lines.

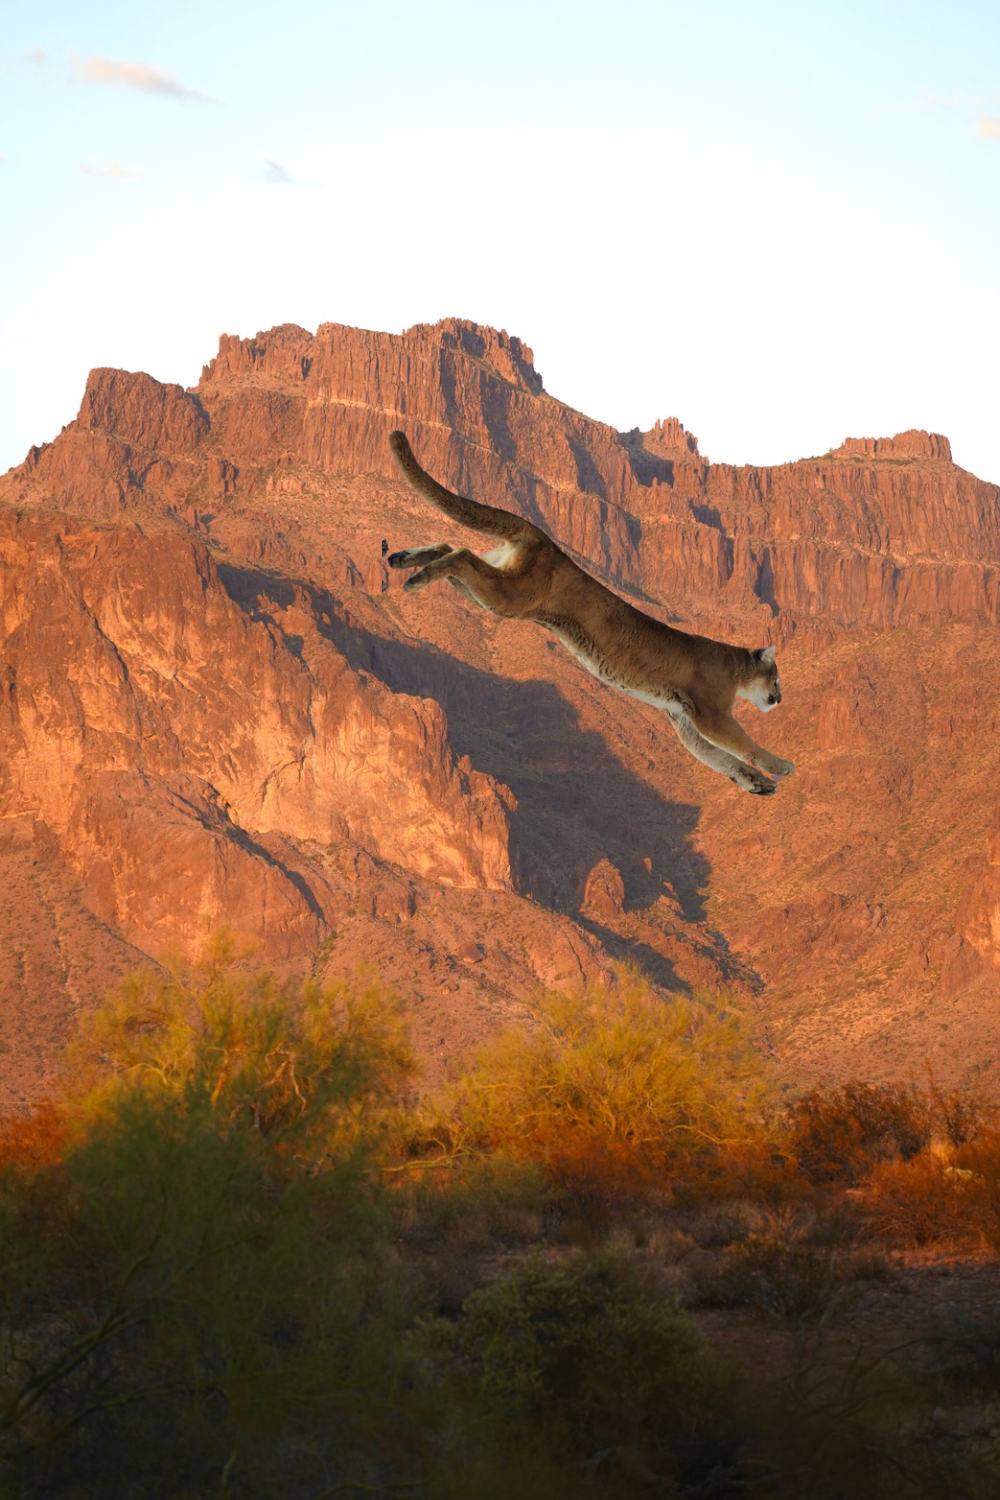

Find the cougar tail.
xmin=389 ymin=431 xmax=541 ymax=542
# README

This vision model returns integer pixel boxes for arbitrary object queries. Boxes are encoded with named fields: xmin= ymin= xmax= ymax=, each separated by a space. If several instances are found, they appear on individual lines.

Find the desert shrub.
xmin=449 ymin=1250 xmax=722 ymax=1488
xmin=862 ymin=1151 xmax=967 ymax=1245
xmin=787 ymin=1081 xmax=931 ymax=1185
xmin=953 ymin=1130 xmax=1000 ymax=1252
xmin=682 ymin=1200 xmax=759 ymax=1249
xmin=925 ymin=1071 xmax=991 ymax=1149
xmin=926 ymin=1306 xmax=1000 ymax=1395
xmin=432 ymin=974 xmax=772 ymax=1204
xmin=698 ymin=1221 xmax=888 ymax=1322
xmin=0 ymin=957 xmax=435 ymax=1500
xmin=70 ymin=935 xmax=416 ymax=1149
xmin=390 ymin=1155 xmax=549 ymax=1317
xmin=859 ymin=1125 xmax=1000 ymax=1251
xmin=400 ymin=1153 xmax=547 ymax=1253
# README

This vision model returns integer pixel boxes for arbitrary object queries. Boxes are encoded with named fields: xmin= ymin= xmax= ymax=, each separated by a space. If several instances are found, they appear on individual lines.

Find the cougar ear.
xmin=757 ymin=645 xmax=776 ymax=665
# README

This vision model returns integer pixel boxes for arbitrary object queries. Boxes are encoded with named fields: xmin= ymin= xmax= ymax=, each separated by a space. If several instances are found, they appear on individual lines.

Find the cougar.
xmin=387 ymin=432 xmax=794 ymax=795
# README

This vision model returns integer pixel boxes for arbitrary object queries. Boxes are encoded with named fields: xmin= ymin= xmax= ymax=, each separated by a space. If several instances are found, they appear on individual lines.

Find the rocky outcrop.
xmin=583 ymin=858 xmax=626 ymax=920
xmin=18 ymin=369 xmax=208 ymax=518
xmin=0 ymin=511 xmax=518 ymax=958
xmin=79 ymin=368 xmax=209 ymax=453
xmin=643 ymin=417 xmax=702 ymax=458
xmin=832 ymin=431 xmax=952 ymax=462
xmin=960 ymin=806 xmax=1000 ymax=966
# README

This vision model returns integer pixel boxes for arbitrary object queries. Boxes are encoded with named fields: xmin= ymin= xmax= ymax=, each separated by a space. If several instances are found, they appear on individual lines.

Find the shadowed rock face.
xmin=2 ymin=315 xmax=1000 ymax=1104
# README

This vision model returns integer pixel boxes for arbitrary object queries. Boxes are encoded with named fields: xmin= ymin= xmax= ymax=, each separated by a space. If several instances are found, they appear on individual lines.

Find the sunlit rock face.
xmin=0 ymin=510 xmax=518 ymax=960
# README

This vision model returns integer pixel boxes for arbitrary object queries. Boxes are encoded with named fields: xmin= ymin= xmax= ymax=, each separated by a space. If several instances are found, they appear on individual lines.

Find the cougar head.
xmin=741 ymin=645 xmax=782 ymax=712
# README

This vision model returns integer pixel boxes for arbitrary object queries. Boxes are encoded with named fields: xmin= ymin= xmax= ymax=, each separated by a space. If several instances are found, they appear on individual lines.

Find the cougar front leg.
xmin=693 ymin=710 xmax=794 ymax=781
xmin=386 ymin=543 xmax=454 ymax=569
xmin=668 ymin=709 xmax=776 ymax=795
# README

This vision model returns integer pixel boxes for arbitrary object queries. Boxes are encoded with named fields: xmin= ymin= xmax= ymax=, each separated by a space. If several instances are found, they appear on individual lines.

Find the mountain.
xmin=1 ymin=316 xmax=998 ymax=1109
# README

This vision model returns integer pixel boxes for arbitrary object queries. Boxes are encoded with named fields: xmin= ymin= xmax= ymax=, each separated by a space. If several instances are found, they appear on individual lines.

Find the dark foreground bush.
xmin=5 ymin=949 xmax=1000 ymax=1498
xmin=0 ymin=960 xmax=434 ymax=1500
xmin=447 ymin=1251 xmax=725 ymax=1492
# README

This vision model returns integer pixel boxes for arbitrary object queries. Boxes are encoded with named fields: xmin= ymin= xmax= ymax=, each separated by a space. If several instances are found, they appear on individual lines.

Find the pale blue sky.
xmin=3 ymin=1 xmax=999 ymax=480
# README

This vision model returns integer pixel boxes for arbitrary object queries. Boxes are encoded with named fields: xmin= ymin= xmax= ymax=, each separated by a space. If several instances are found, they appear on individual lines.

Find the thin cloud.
xmin=263 ymin=156 xmax=295 ymax=185
xmin=25 ymin=47 xmax=47 ymax=66
xmin=869 ymin=89 xmax=1000 ymax=133
xmin=71 ymin=52 xmax=214 ymax=102
xmin=867 ymin=89 xmax=964 ymax=124
xmin=80 ymin=162 xmax=142 ymax=179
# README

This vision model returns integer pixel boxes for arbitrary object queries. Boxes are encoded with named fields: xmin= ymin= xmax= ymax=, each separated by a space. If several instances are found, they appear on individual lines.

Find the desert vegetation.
xmin=2 ymin=944 xmax=1000 ymax=1497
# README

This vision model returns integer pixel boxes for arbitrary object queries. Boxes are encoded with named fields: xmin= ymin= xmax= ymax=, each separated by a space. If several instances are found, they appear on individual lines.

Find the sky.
xmin=2 ymin=0 xmax=999 ymax=481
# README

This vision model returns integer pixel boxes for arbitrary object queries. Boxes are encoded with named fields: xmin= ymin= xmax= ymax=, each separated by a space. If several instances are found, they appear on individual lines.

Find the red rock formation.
xmin=80 ymin=368 xmax=209 ymax=452
xmin=643 ymin=416 xmax=701 ymax=458
xmin=583 ymin=858 xmax=627 ymax=920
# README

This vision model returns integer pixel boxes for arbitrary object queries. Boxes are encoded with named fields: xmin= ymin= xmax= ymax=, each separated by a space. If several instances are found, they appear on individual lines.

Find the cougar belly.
xmin=548 ymin=625 xmax=677 ymax=711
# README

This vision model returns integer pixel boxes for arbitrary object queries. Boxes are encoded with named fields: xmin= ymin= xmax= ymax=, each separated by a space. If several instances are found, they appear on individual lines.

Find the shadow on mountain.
xmin=576 ymin=917 xmax=691 ymax=995
xmin=219 ymin=563 xmax=712 ymax=925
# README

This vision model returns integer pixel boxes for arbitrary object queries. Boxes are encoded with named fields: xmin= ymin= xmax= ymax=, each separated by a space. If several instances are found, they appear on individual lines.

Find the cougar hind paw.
xmin=402 ymin=566 xmax=434 ymax=591
xmin=388 ymin=544 xmax=452 ymax=570
xmin=734 ymin=765 xmax=776 ymax=796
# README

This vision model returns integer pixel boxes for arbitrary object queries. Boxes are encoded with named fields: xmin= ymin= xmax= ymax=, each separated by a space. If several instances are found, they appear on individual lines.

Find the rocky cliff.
xmin=2 ymin=316 xmax=999 ymax=1104
xmin=0 ymin=509 xmax=520 ymax=954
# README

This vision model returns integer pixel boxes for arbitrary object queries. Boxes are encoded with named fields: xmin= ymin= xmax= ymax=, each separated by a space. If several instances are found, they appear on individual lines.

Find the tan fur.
xmin=387 ymin=432 xmax=794 ymax=795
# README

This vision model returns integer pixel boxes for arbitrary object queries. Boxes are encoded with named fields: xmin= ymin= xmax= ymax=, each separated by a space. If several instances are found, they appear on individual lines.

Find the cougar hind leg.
xmin=387 ymin=543 xmax=454 ymax=569
xmin=400 ymin=548 xmax=526 ymax=615
xmin=387 ymin=543 xmax=496 ymax=607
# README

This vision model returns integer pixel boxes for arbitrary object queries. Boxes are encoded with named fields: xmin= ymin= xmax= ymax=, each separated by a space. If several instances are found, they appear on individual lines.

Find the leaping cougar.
xmin=387 ymin=432 xmax=794 ymax=795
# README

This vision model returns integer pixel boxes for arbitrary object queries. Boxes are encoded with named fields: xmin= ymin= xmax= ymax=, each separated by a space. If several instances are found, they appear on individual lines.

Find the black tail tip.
xmin=389 ymin=430 xmax=409 ymax=456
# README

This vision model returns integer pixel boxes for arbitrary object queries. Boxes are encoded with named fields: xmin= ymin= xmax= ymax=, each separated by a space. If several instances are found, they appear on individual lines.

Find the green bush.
xmin=0 ymin=956 xmax=433 ymax=1500
xmin=451 ymin=1251 xmax=721 ymax=1486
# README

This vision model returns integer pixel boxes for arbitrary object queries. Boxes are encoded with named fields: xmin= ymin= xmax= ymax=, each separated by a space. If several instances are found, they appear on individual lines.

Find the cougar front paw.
xmin=770 ymin=758 xmax=794 ymax=779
